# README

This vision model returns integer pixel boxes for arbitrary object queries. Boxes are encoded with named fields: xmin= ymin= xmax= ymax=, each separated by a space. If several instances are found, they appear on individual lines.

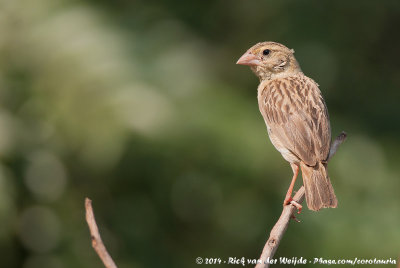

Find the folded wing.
xmin=259 ymin=75 xmax=331 ymax=166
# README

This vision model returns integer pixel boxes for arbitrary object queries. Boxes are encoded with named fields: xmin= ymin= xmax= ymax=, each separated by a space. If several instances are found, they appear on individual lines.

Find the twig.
xmin=328 ymin=131 xmax=347 ymax=161
xmin=85 ymin=198 xmax=118 ymax=268
xmin=255 ymin=132 xmax=347 ymax=268
xmin=255 ymin=187 xmax=305 ymax=268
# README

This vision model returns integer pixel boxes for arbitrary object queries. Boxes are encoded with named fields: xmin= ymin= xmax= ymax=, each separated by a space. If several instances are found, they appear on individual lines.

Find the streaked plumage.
xmin=237 ymin=41 xmax=337 ymax=211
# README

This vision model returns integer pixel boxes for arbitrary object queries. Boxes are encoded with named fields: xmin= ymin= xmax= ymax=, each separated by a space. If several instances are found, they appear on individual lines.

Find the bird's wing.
xmin=259 ymin=75 xmax=331 ymax=166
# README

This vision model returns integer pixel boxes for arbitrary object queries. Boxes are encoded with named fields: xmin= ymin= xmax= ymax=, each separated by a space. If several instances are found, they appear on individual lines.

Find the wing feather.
xmin=258 ymin=75 xmax=331 ymax=166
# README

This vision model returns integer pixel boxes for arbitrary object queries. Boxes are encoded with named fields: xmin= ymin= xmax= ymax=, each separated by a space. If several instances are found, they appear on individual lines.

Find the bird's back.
xmin=257 ymin=74 xmax=331 ymax=166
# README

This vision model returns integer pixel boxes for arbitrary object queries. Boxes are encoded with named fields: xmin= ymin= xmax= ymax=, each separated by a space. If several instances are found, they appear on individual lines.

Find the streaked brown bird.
xmin=237 ymin=41 xmax=337 ymax=211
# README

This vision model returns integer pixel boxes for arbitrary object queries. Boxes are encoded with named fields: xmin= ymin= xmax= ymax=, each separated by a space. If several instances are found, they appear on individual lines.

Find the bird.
xmin=236 ymin=41 xmax=337 ymax=211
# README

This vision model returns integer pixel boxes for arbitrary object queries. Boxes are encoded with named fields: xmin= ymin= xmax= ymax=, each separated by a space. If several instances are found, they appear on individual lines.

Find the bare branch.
xmin=85 ymin=198 xmax=118 ymax=268
xmin=255 ymin=132 xmax=347 ymax=268
xmin=255 ymin=187 xmax=305 ymax=268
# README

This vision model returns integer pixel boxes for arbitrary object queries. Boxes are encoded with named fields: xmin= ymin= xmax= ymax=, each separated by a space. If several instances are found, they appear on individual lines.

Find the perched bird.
xmin=237 ymin=41 xmax=337 ymax=211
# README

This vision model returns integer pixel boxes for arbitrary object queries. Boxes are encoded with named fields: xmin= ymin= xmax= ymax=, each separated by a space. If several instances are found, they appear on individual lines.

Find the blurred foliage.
xmin=0 ymin=0 xmax=399 ymax=267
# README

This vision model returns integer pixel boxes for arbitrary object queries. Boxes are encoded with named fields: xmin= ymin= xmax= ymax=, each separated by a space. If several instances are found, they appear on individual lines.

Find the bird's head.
xmin=236 ymin=42 xmax=302 ymax=81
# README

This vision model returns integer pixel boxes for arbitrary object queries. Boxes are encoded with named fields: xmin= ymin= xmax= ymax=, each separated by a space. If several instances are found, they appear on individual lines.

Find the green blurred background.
xmin=0 ymin=0 xmax=399 ymax=267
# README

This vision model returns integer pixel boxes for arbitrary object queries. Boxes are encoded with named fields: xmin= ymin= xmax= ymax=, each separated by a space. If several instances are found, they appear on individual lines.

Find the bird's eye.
xmin=263 ymin=49 xmax=270 ymax=56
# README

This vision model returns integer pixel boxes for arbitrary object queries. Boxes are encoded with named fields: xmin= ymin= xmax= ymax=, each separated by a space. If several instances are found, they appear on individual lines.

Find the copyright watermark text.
xmin=195 ymin=256 xmax=397 ymax=265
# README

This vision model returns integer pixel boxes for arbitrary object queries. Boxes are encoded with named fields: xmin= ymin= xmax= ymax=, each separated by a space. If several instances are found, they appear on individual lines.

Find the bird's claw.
xmin=290 ymin=200 xmax=302 ymax=214
xmin=284 ymin=197 xmax=303 ymax=214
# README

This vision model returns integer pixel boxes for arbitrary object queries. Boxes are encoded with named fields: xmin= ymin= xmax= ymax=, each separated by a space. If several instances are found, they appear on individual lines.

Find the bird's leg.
xmin=283 ymin=163 xmax=299 ymax=204
xmin=283 ymin=163 xmax=302 ymax=213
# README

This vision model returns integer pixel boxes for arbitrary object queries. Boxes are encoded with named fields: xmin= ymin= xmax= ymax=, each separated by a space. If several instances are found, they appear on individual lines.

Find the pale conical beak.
xmin=236 ymin=52 xmax=261 ymax=66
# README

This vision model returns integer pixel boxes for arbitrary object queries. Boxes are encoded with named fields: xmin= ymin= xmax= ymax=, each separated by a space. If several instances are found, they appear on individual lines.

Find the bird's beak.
xmin=236 ymin=52 xmax=261 ymax=66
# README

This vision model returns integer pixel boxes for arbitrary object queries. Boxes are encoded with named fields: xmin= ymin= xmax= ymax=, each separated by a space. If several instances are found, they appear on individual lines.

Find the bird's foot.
xmin=283 ymin=197 xmax=302 ymax=214
xmin=290 ymin=200 xmax=302 ymax=214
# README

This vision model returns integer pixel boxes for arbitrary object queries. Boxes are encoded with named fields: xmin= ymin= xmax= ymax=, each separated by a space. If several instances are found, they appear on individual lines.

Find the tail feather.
xmin=300 ymin=162 xmax=337 ymax=211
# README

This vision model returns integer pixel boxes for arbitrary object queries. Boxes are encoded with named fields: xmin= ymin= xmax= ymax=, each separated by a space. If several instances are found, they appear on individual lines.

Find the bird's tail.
xmin=300 ymin=162 xmax=337 ymax=211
